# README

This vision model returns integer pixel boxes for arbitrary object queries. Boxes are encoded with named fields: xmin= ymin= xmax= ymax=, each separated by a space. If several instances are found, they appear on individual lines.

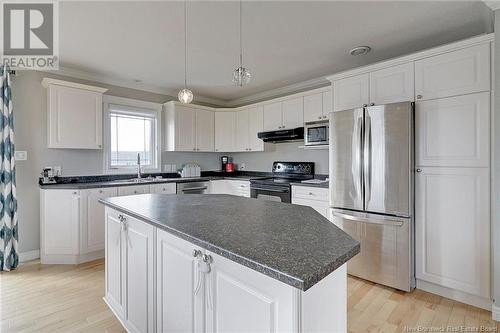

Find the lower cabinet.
xmin=106 ymin=210 xmax=347 ymax=333
xmin=291 ymin=186 xmax=329 ymax=219
xmin=210 ymin=179 xmax=250 ymax=197
xmin=104 ymin=208 xmax=155 ymax=333
xmin=149 ymin=183 xmax=176 ymax=194
xmin=118 ymin=185 xmax=151 ymax=196
xmin=415 ymin=167 xmax=490 ymax=303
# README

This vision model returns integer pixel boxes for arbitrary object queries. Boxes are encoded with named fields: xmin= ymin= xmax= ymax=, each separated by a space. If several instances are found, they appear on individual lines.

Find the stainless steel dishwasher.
xmin=176 ymin=181 xmax=210 ymax=194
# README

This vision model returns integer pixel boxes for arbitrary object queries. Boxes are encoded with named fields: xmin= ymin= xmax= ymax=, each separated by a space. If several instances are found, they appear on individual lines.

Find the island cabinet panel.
xmin=156 ymin=229 xmax=205 ymax=333
xmin=104 ymin=209 xmax=155 ymax=333
xmin=117 ymin=185 xmax=150 ymax=196
xmin=205 ymin=251 xmax=296 ymax=333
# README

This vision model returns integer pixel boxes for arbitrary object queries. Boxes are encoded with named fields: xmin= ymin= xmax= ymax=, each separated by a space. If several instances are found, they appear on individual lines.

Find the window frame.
xmin=103 ymin=96 xmax=162 ymax=174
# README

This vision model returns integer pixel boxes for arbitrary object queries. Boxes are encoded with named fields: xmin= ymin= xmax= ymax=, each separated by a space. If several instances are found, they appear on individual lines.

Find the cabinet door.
xmin=42 ymin=190 xmax=80 ymax=256
xmin=175 ymin=105 xmax=196 ymax=151
xmin=235 ymin=109 xmax=250 ymax=152
xmin=304 ymin=93 xmax=323 ymax=123
xmin=322 ymin=90 xmax=332 ymax=118
xmin=416 ymin=92 xmax=489 ymax=167
xmin=206 ymin=251 xmax=295 ymax=333
xmin=263 ymin=102 xmax=282 ymax=131
xmin=82 ymin=187 xmax=118 ymax=254
xmin=123 ymin=215 xmax=155 ymax=333
xmin=156 ymin=229 xmax=205 ymax=333
xmin=248 ymin=106 xmax=264 ymax=152
xmin=333 ymin=74 xmax=369 ymax=112
xmin=415 ymin=167 xmax=490 ymax=298
xmin=210 ymin=180 xmax=228 ymax=194
xmin=105 ymin=208 xmax=126 ymax=319
xmin=214 ymin=112 xmax=236 ymax=152
xmin=196 ymin=109 xmax=215 ymax=152
xmin=149 ymin=183 xmax=176 ymax=194
xmin=414 ymin=44 xmax=490 ymax=101
xmin=369 ymin=62 xmax=414 ymax=105
xmin=47 ymin=85 xmax=103 ymax=149
xmin=282 ymin=97 xmax=304 ymax=129
xmin=117 ymin=185 xmax=150 ymax=196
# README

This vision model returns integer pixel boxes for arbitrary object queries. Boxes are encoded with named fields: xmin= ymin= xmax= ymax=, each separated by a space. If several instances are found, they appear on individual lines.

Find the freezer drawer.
xmin=331 ymin=209 xmax=414 ymax=292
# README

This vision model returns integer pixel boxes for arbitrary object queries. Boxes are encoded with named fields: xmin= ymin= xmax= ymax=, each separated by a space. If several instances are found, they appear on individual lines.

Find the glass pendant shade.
xmin=178 ymin=88 xmax=193 ymax=104
xmin=232 ymin=66 xmax=251 ymax=86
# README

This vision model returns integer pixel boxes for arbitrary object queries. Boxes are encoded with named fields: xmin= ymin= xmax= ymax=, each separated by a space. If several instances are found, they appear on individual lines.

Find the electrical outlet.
xmin=239 ymin=163 xmax=246 ymax=170
xmin=14 ymin=151 xmax=27 ymax=161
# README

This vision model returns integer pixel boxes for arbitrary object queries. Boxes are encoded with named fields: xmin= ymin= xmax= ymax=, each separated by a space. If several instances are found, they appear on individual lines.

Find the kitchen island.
xmin=100 ymin=194 xmax=359 ymax=333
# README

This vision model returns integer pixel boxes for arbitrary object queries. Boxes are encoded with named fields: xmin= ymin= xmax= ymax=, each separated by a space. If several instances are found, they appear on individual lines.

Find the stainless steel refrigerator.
xmin=329 ymin=102 xmax=415 ymax=292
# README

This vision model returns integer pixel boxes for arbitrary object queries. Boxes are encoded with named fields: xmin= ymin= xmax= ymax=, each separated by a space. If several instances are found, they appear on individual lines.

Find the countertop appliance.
xmin=177 ymin=181 xmax=209 ymax=194
xmin=221 ymin=156 xmax=229 ymax=171
xmin=330 ymin=102 xmax=415 ymax=292
xmin=225 ymin=162 xmax=235 ymax=172
xmin=304 ymin=120 xmax=329 ymax=146
xmin=257 ymin=127 xmax=304 ymax=143
xmin=250 ymin=162 xmax=314 ymax=203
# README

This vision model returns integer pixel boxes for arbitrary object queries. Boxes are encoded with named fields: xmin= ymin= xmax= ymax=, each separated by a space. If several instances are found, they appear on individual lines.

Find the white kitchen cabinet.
xmin=149 ymin=182 xmax=176 ymax=194
xmin=415 ymin=43 xmax=490 ymax=101
xmin=210 ymin=180 xmax=228 ymax=194
xmin=235 ymin=107 xmax=264 ymax=152
xmin=214 ymin=112 xmax=236 ymax=152
xmin=81 ymin=187 xmax=118 ymax=254
xmin=292 ymin=186 xmax=330 ymax=219
xmin=42 ymin=78 xmax=107 ymax=149
xmin=156 ymin=229 xmax=205 ymax=333
xmin=248 ymin=106 xmax=264 ymax=151
xmin=226 ymin=180 xmax=250 ymax=197
xmin=104 ymin=209 xmax=155 ymax=333
xmin=206 ymin=250 xmax=296 ymax=333
xmin=235 ymin=109 xmax=250 ymax=152
xmin=117 ymin=185 xmax=150 ymax=196
xmin=282 ymin=97 xmax=304 ymax=129
xmin=164 ymin=102 xmax=215 ymax=152
xmin=416 ymin=92 xmax=490 ymax=167
xmin=263 ymin=102 xmax=283 ymax=131
xmin=304 ymin=91 xmax=332 ymax=123
xmin=369 ymin=62 xmax=414 ymax=105
xmin=196 ymin=109 xmax=215 ymax=152
xmin=333 ymin=74 xmax=369 ymax=112
xmin=40 ymin=189 xmax=80 ymax=263
xmin=415 ymin=167 xmax=490 ymax=299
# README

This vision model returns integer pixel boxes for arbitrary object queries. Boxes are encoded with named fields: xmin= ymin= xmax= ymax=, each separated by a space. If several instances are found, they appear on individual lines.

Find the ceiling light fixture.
xmin=349 ymin=46 xmax=371 ymax=56
xmin=232 ymin=0 xmax=251 ymax=86
xmin=178 ymin=0 xmax=193 ymax=104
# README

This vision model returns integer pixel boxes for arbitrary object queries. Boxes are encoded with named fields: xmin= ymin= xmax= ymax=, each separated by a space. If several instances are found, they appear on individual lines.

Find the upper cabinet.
xmin=263 ymin=98 xmax=304 ymax=131
xmin=333 ymin=74 xmax=369 ymax=112
xmin=214 ymin=111 xmax=236 ymax=152
xmin=263 ymin=102 xmax=282 ymax=131
xmin=304 ymin=90 xmax=332 ymax=123
xmin=369 ymin=63 xmax=414 ymax=105
xmin=235 ymin=106 xmax=264 ymax=152
xmin=164 ymin=102 xmax=214 ymax=152
xmin=42 ymin=78 xmax=108 ymax=149
xmin=415 ymin=43 xmax=490 ymax=101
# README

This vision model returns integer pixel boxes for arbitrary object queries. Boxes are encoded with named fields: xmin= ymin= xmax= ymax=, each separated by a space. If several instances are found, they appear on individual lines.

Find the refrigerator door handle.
xmin=364 ymin=114 xmax=372 ymax=205
xmin=332 ymin=210 xmax=404 ymax=227
xmin=355 ymin=116 xmax=364 ymax=203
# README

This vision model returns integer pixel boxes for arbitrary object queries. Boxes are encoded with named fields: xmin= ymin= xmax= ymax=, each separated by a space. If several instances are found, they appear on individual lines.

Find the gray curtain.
xmin=0 ymin=65 xmax=18 ymax=271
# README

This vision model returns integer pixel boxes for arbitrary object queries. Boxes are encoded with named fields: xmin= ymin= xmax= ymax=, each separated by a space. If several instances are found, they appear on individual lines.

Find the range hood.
xmin=257 ymin=127 xmax=304 ymax=143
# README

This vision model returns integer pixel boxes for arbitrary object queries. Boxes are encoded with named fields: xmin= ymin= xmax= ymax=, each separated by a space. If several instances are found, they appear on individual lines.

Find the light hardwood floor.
xmin=1 ymin=259 xmax=497 ymax=333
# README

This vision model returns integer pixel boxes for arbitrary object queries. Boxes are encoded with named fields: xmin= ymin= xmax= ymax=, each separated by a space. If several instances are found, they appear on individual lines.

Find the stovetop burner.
xmin=249 ymin=162 xmax=315 ymax=187
xmin=250 ymin=176 xmax=313 ymax=186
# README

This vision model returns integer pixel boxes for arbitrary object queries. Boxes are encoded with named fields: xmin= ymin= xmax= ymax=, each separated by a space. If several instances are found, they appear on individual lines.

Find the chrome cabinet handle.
xmin=363 ymin=104 xmax=368 ymax=107
xmin=308 ymin=192 xmax=314 ymax=195
xmin=193 ymin=249 xmax=202 ymax=258
xmin=416 ymin=169 xmax=422 ymax=173
xmin=318 ymin=116 xmax=322 ymax=119
xmin=370 ymin=103 xmax=375 ymax=106
xmin=118 ymin=214 xmax=125 ymax=222
xmin=416 ymin=95 xmax=422 ymax=99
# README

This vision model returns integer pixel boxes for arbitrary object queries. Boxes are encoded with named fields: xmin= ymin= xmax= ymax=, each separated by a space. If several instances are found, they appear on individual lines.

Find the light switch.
xmin=14 ymin=151 xmax=27 ymax=161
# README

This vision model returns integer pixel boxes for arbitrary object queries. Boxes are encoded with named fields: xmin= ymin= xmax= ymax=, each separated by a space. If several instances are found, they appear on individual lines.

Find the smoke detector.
xmin=349 ymin=46 xmax=371 ymax=56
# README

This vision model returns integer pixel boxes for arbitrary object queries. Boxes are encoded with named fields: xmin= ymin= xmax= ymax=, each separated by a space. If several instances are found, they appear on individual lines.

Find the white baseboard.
xmin=19 ymin=249 xmax=40 ymax=262
xmin=41 ymin=250 xmax=104 ymax=265
xmin=492 ymin=304 xmax=500 ymax=322
xmin=417 ymin=279 xmax=492 ymax=310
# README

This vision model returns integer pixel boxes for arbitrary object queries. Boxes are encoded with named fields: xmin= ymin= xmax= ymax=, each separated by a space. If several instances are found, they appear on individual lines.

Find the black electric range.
xmin=250 ymin=162 xmax=314 ymax=203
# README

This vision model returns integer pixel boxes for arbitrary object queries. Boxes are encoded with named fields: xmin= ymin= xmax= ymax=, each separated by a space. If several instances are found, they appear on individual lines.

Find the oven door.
xmin=305 ymin=124 xmax=329 ymax=146
xmin=250 ymin=185 xmax=291 ymax=203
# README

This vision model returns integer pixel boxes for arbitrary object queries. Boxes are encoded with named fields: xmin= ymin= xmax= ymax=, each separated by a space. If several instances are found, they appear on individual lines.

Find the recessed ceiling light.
xmin=349 ymin=46 xmax=371 ymax=56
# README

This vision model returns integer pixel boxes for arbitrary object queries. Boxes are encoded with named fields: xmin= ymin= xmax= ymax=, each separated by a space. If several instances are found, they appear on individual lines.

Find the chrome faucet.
xmin=137 ymin=153 xmax=141 ymax=179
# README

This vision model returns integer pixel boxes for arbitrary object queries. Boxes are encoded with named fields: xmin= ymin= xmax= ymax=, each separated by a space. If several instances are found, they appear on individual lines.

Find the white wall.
xmin=231 ymin=143 xmax=329 ymax=174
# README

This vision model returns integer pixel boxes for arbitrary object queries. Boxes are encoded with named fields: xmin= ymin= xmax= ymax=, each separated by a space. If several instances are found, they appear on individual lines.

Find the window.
xmin=104 ymin=97 xmax=161 ymax=173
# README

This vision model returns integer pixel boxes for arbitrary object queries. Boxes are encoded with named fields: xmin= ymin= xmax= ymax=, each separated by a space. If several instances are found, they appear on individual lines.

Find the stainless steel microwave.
xmin=304 ymin=121 xmax=329 ymax=146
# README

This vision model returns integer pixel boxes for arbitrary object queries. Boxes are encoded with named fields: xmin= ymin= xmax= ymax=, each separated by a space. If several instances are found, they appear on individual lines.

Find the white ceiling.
xmin=59 ymin=1 xmax=493 ymax=104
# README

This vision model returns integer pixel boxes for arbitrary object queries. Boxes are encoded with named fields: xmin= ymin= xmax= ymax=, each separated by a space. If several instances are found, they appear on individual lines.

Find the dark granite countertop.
xmin=99 ymin=194 xmax=359 ymax=291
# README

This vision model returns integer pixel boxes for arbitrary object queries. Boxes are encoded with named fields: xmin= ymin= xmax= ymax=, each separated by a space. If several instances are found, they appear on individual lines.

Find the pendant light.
xmin=178 ymin=0 xmax=193 ymax=104
xmin=232 ymin=0 xmax=251 ymax=86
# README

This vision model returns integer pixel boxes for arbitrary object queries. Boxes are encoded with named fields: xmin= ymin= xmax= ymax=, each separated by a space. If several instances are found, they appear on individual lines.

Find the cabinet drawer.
xmin=292 ymin=186 xmax=329 ymax=202
xmin=292 ymin=198 xmax=329 ymax=218
xmin=149 ymin=183 xmax=176 ymax=194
